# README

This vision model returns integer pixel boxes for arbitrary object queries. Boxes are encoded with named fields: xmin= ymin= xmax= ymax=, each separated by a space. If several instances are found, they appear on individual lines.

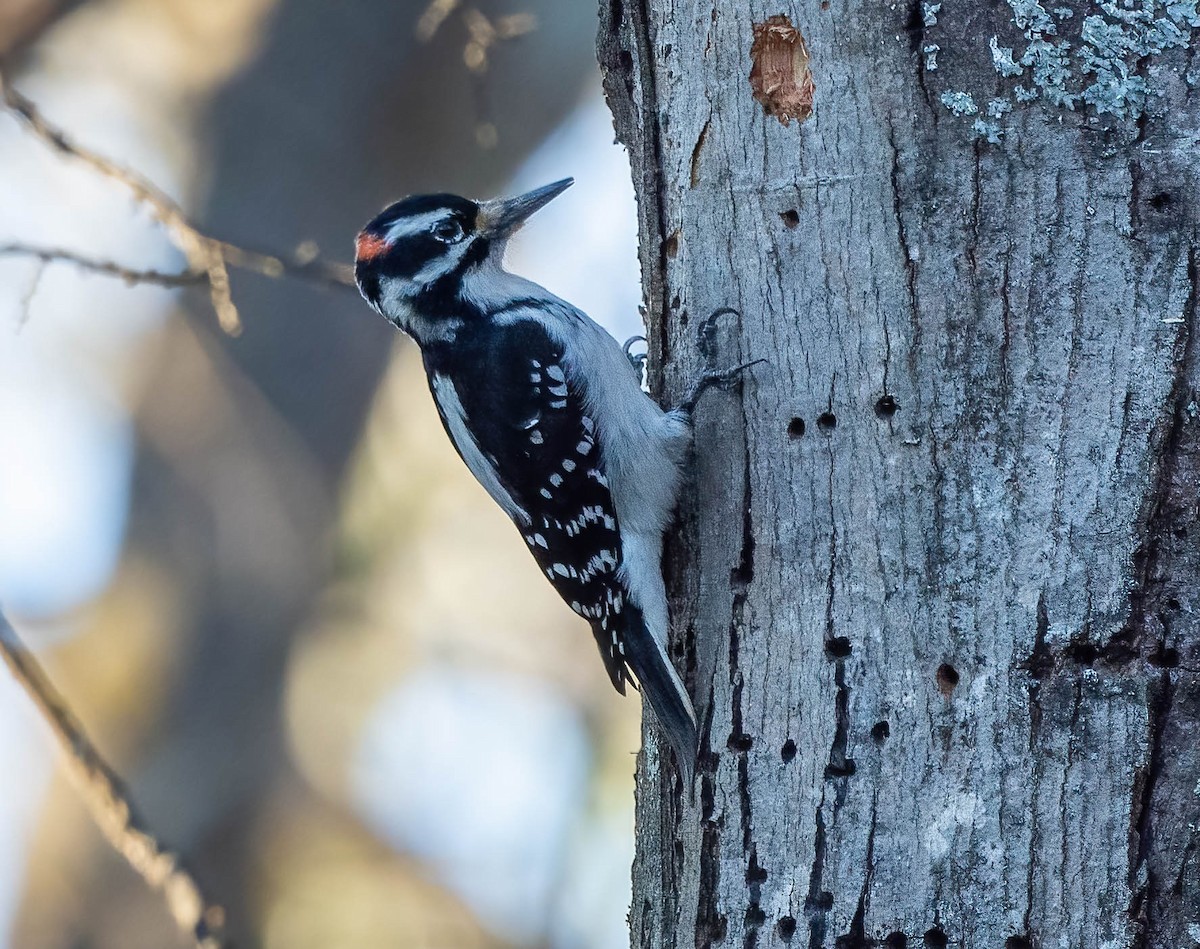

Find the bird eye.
xmin=432 ymin=219 xmax=465 ymax=243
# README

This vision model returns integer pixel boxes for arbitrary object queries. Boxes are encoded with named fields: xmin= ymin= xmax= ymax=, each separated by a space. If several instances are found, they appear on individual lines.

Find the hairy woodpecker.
xmin=355 ymin=178 xmax=739 ymax=780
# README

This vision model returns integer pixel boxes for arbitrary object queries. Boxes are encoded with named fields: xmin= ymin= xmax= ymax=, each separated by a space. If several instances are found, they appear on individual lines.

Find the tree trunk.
xmin=599 ymin=1 xmax=1199 ymax=946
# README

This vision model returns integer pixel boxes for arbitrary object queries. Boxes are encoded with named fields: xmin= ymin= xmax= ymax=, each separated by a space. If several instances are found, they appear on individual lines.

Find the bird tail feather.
xmin=621 ymin=602 xmax=698 ymax=784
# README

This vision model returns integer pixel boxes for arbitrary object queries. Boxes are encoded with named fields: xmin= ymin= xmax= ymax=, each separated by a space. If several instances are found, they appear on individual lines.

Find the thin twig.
xmin=216 ymin=240 xmax=355 ymax=288
xmin=0 ymin=611 xmax=226 ymax=948
xmin=16 ymin=257 xmax=45 ymax=329
xmin=0 ymin=72 xmax=356 ymax=333
xmin=413 ymin=4 xmax=537 ymax=149
xmin=0 ymin=243 xmax=206 ymax=287
xmin=0 ymin=241 xmax=356 ymax=292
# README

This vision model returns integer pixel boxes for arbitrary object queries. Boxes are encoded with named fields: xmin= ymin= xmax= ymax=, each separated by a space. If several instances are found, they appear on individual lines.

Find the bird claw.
xmin=680 ymin=306 xmax=764 ymax=413
xmin=680 ymin=358 xmax=766 ymax=414
xmin=625 ymin=310 xmax=762 ymax=411
xmin=623 ymin=335 xmax=648 ymax=387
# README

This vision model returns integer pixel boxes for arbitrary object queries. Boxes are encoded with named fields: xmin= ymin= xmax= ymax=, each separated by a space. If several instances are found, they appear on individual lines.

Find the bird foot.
xmin=678 ymin=305 xmax=765 ymax=413
xmin=623 ymin=335 xmax=648 ymax=387
xmin=679 ymin=358 xmax=766 ymax=415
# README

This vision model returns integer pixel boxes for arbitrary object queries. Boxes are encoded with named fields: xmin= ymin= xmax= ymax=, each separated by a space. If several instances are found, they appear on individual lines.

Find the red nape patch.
xmin=355 ymin=232 xmax=391 ymax=262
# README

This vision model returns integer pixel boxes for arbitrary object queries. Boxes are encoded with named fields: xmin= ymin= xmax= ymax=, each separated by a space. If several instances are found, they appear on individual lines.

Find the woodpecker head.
xmin=355 ymin=178 xmax=573 ymax=339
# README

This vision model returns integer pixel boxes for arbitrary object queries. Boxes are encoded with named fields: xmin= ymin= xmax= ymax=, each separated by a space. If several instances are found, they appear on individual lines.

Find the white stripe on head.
xmin=411 ymin=238 xmax=474 ymax=285
xmin=384 ymin=210 xmax=454 ymax=243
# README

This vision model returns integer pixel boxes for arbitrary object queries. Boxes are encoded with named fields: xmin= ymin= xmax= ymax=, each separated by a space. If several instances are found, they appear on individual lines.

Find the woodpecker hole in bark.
xmin=871 ymin=720 xmax=891 ymax=742
xmin=728 ymin=732 xmax=754 ymax=752
xmin=781 ymin=739 xmax=797 ymax=761
xmin=936 ymin=663 xmax=960 ymax=695
xmin=875 ymin=394 xmax=899 ymax=417
xmin=825 ymin=636 xmax=852 ymax=658
xmin=749 ymin=15 xmax=815 ymax=125
xmin=787 ymin=417 xmax=806 ymax=438
xmin=923 ymin=927 xmax=949 ymax=948
xmin=817 ymin=411 xmax=837 ymax=431
xmin=780 ymin=208 xmax=800 ymax=227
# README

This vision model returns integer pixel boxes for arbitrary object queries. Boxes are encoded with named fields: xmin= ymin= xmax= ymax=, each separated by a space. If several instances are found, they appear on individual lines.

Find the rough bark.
xmin=599 ymin=1 xmax=1199 ymax=947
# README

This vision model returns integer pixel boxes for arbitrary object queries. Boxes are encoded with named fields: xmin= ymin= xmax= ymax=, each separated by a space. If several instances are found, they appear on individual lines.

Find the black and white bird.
xmin=355 ymin=178 xmax=736 ymax=779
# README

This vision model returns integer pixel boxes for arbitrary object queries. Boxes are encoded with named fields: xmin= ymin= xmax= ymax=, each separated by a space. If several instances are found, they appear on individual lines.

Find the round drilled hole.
xmin=875 ymin=394 xmax=899 ymax=418
xmin=924 ymin=928 xmax=948 ymax=949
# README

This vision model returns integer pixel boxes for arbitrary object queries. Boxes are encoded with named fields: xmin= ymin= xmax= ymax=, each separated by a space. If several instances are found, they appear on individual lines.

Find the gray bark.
xmin=599 ymin=1 xmax=1199 ymax=947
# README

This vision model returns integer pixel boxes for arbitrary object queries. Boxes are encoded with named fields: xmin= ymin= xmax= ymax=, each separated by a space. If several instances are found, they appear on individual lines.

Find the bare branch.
xmin=0 ymin=72 xmax=356 ymax=333
xmin=0 ymin=611 xmax=226 ymax=948
xmin=0 ymin=243 xmax=207 ymax=288
xmin=415 ymin=0 xmax=461 ymax=41
xmin=216 ymin=240 xmax=356 ymax=289
xmin=16 ymin=256 xmax=45 ymax=329
xmin=413 ymin=4 xmax=537 ymax=149
xmin=0 ymin=241 xmax=356 ymax=293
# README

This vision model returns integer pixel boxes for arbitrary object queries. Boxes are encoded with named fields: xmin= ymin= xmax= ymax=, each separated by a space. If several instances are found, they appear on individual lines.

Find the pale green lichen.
xmin=989 ymin=36 xmax=1025 ymax=76
xmin=925 ymin=43 xmax=941 ymax=70
xmin=1021 ymin=35 xmax=1077 ymax=108
xmin=1073 ymin=0 xmax=1200 ymax=113
xmin=923 ymin=2 xmax=942 ymax=25
xmin=988 ymin=97 xmax=1014 ymax=117
xmin=1007 ymin=0 xmax=1057 ymax=33
xmin=973 ymin=118 xmax=1004 ymax=141
xmin=939 ymin=0 xmax=1200 ymax=131
xmin=940 ymin=90 xmax=980 ymax=115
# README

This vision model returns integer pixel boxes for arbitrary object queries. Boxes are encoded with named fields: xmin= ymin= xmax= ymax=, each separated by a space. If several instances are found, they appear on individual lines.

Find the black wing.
xmin=424 ymin=318 xmax=633 ymax=691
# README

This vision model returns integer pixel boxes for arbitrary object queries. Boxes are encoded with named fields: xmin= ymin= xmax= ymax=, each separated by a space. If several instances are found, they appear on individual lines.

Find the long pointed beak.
xmin=477 ymin=178 xmax=573 ymax=239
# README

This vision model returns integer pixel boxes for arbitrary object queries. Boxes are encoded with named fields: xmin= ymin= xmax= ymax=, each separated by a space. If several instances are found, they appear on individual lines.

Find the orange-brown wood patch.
xmin=749 ymin=15 xmax=815 ymax=126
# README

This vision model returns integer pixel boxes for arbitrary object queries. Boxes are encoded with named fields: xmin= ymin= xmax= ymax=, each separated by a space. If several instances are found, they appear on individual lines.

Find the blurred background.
xmin=0 ymin=2 xmax=647 ymax=947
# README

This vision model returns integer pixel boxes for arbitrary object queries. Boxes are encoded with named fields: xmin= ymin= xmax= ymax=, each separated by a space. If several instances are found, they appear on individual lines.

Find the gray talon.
xmin=623 ymin=335 xmax=648 ymax=386
xmin=681 ymin=358 xmax=766 ymax=414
